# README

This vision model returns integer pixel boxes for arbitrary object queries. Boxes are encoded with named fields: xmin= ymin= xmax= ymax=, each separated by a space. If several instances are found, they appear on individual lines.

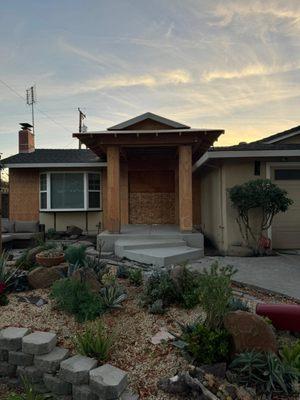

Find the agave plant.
xmin=0 ymin=251 xmax=19 ymax=286
xmin=100 ymin=284 xmax=127 ymax=309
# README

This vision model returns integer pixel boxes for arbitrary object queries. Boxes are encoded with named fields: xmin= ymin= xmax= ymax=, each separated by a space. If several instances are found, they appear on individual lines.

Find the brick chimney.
xmin=19 ymin=123 xmax=35 ymax=153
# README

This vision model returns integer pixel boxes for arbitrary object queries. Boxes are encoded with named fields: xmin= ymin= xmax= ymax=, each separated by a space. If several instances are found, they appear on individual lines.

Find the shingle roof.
xmin=107 ymin=112 xmax=190 ymax=130
xmin=209 ymin=143 xmax=300 ymax=152
xmin=256 ymin=125 xmax=300 ymax=143
xmin=1 ymin=149 xmax=104 ymax=165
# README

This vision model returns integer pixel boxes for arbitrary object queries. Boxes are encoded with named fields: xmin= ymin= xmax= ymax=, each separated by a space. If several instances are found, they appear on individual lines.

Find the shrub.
xmin=64 ymin=245 xmax=86 ymax=267
xmin=73 ymin=320 xmax=113 ymax=362
xmin=173 ymin=265 xmax=202 ymax=309
xmin=128 ymin=268 xmax=143 ymax=286
xmin=229 ymin=179 xmax=293 ymax=254
xmin=141 ymin=269 xmax=177 ymax=310
xmin=198 ymin=262 xmax=236 ymax=330
xmin=46 ymin=228 xmax=59 ymax=240
xmin=281 ymin=341 xmax=300 ymax=373
xmin=228 ymin=297 xmax=250 ymax=312
xmin=181 ymin=322 xmax=231 ymax=365
xmin=51 ymin=278 xmax=102 ymax=322
xmin=230 ymin=351 xmax=298 ymax=396
xmin=149 ymin=299 xmax=165 ymax=314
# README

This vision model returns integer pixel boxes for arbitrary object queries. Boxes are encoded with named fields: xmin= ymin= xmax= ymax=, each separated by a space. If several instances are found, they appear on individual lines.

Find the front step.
xmin=122 ymin=246 xmax=203 ymax=267
xmin=115 ymin=238 xmax=186 ymax=258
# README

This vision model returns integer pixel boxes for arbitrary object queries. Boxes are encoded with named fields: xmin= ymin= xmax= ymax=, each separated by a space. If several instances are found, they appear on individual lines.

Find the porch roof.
xmin=73 ymin=128 xmax=224 ymax=160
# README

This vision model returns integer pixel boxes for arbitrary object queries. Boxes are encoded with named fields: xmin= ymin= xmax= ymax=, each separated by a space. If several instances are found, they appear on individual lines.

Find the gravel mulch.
xmin=0 ymin=279 xmax=201 ymax=400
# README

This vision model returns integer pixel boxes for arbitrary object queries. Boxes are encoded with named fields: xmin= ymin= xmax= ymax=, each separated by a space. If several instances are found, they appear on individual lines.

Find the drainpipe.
xmin=219 ymin=163 xmax=228 ymax=254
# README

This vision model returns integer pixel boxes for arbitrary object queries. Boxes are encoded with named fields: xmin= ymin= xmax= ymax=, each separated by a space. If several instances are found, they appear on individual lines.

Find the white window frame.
xmin=39 ymin=171 xmax=102 ymax=212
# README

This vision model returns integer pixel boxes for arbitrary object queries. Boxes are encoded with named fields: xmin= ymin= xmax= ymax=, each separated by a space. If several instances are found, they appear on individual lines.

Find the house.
xmin=2 ymin=113 xmax=300 ymax=257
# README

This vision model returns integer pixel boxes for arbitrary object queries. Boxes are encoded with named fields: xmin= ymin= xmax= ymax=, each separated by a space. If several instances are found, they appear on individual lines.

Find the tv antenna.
xmin=26 ymin=85 xmax=37 ymax=134
xmin=78 ymin=108 xmax=87 ymax=149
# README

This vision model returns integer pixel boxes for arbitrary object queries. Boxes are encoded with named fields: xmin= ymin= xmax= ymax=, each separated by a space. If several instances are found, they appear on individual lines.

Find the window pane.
xmin=89 ymin=191 xmax=100 ymax=208
xmin=88 ymin=173 xmax=100 ymax=191
xmin=40 ymin=174 xmax=47 ymax=191
xmin=51 ymin=173 xmax=84 ymax=209
xmin=41 ymin=192 xmax=47 ymax=209
xmin=275 ymin=169 xmax=300 ymax=180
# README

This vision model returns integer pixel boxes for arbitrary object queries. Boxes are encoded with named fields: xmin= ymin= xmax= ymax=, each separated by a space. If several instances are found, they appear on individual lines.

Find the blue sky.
xmin=1 ymin=0 xmax=300 ymax=158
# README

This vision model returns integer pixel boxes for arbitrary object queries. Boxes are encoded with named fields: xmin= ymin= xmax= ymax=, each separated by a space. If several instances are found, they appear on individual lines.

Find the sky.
xmin=0 ymin=0 xmax=300 ymax=158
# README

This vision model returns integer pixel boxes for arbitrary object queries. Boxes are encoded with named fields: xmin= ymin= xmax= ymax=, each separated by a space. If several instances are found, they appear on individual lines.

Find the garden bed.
xmin=0 ymin=278 xmax=298 ymax=400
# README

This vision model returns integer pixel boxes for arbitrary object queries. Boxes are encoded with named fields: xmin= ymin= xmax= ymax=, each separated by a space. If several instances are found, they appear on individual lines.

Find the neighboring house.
xmin=2 ymin=114 xmax=300 ymax=253
xmin=194 ymin=125 xmax=300 ymax=252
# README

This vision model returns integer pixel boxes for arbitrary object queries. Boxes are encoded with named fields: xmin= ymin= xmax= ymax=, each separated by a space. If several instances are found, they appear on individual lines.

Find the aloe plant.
xmin=100 ymin=285 xmax=127 ymax=309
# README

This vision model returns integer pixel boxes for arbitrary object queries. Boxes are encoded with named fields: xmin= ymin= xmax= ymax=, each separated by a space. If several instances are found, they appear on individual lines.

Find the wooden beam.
xmin=178 ymin=145 xmax=193 ymax=232
xmin=120 ymin=162 xmax=129 ymax=225
xmin=106 ymin=146 xmax=120 ymax=233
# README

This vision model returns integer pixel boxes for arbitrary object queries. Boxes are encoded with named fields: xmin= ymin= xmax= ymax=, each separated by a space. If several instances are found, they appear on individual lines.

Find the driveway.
xmin=188 ymin=254 xmax=300 ymax=301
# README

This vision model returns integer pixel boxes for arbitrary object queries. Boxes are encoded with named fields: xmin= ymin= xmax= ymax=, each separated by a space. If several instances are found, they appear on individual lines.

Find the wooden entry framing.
xmin=74 ymin=115 xmax=223 ymax=233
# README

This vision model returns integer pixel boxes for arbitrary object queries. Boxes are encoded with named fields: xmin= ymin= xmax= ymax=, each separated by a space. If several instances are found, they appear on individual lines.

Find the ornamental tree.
xmin=229 ymin=179 xmax=293 ymax=255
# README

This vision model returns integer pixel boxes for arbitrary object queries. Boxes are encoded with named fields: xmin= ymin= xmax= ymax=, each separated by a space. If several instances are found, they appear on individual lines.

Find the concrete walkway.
xmin=188 ymin=254 xmax=300 ymax=301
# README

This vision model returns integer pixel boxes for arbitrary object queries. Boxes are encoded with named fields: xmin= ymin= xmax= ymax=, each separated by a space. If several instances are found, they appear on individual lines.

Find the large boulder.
xmin=224 ymin=310 xmax=277 ymax=354
xmin=66 ymin=225 xmax=83 ymax=236
xmin=28 ymin=267 xmax=61 ymax=289
xmin=72 ymin=269 xmax=101 ymax=293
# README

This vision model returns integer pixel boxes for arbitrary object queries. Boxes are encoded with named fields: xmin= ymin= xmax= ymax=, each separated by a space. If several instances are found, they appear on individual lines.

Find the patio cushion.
xmin=1 ymin=226 xmax=8 ymax=233
xmin=15 ymin=221 xmax=39 ymax=233
xmin=2 ymin=234 xmax=13 ymax=243
xmin=10 ymin=233 xmax=38 ymax=240
xmin=2 ymin=219 xmax=15 ymax=233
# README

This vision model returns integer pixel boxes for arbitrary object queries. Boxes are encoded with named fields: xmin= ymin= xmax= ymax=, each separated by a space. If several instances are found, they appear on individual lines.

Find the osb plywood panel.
xmin=129 ymin=171 xmax=175 ymax=193
xmin=9 ymin=169 xmax=39 ymax=221
xmin=129 ymin=192 xmax=175 ymax=224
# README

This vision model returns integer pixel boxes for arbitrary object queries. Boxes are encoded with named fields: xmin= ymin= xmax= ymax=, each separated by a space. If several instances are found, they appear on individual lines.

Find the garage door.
xmin=272 ymin=167 xmax=300 ymax=249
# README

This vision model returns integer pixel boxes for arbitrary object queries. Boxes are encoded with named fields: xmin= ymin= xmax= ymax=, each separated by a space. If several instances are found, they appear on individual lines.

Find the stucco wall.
xmin=200 ymin=166 xmax=224 ymax=250
xmin=39 ymin=211 xmax=102 ymax=234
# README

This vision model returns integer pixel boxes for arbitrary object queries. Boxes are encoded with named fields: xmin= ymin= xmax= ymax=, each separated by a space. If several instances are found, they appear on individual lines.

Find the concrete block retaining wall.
xmin=0 ymin=327 xmax=136 ymax=400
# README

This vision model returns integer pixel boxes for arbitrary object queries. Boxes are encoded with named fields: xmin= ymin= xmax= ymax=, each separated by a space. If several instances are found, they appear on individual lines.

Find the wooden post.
xmin=178 ymin=145 xmax=193 ymax=232
xmin=107 ymin=146 xmax=120 ymax=233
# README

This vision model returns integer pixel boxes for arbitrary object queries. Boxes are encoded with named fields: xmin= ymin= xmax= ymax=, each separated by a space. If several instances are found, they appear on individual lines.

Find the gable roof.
xmin=256 ymin=125 xmax=300 ymax=144
xmin=1 ymin=149 xmax=106 ymax=168
xmin=107 ymin=112 xmax=190 ymax=130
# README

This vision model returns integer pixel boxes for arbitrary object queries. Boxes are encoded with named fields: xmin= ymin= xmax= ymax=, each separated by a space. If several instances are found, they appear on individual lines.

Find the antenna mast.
xmin=78 ymin=108 xmax=87 ymax=149
xmin=26 ymin=85 xmax=37 ymax=134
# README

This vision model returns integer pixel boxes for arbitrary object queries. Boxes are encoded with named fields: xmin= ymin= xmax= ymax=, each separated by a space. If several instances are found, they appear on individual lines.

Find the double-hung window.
xmin=40 ymin=172 xmax=101 ymax=211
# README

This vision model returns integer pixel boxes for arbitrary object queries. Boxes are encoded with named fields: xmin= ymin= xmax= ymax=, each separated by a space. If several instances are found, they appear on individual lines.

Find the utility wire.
xmin=0 ymin=78 xmax=73 ymax=134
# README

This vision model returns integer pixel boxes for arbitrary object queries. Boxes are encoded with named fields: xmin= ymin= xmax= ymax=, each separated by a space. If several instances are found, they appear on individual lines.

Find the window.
xmin=274 ymin=169 xmax=300 ymax=180
xmin=40 ymin=172 xmax=101 ymax=211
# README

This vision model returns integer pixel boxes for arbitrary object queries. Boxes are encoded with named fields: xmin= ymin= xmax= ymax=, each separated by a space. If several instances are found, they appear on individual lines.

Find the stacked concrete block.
xmin=0 ymin=327 xmax=137 ymax=400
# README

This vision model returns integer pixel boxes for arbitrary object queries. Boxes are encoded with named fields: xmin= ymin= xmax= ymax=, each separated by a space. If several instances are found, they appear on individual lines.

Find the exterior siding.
xmin=9 ymin=168 xmax=39 ymax=221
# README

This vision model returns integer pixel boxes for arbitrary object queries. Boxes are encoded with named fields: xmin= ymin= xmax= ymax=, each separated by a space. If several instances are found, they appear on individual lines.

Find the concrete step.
xmin=115 ymin=239 xmax=186 ymax=257
xmin=122 ymin=246 xmax=203 ymax=267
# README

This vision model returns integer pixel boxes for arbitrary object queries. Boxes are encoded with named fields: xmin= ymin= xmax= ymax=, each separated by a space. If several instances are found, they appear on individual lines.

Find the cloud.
xmin=202 ymin=61 xmax=300 ymax=81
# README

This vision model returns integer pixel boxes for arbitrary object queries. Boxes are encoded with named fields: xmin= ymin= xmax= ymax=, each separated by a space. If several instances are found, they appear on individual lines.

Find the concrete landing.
xmin=122 ymin=245 xmax=202 ymax=267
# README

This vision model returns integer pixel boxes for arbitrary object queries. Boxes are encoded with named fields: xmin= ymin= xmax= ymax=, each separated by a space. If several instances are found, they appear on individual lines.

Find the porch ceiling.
xmin=73 ymin=128 xmax=224 ymax=161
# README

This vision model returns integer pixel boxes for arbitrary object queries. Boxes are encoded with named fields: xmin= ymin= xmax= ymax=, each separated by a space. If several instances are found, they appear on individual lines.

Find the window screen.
xmin=88 ymin=173 xmax=100 ymax=208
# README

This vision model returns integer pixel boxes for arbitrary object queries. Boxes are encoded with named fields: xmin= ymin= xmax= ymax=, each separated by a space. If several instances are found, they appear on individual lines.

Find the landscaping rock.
xmin=0 ymin=327 xmax=30 ymax=351
xmin=120 ymin=389 xmax=140 ymax=400
xmin=66 ymin=226 xmax=83 ymax=236
xmin=22 ymin=331 xmax=57 ymax=355
xmin=34 ymin=346 xmax=69 ymax=373
xmin=27 ymin=266 xmax=62 ymax=289
xmin=224 ymin=310 xmax=277 ymax=354
xmin=90 ymin=364 xmax=128 ymax=400
xmin=24 ymin=366 xmax=44 ymax=383
xmin=59 ymin=355 xmax=97 ymax=384
xmin=32 ymin=382 xmax=49 ymax=394
xmin=73 ymin=240 xmax=94 ymax=248
xmin=0 ymin=349 xmax=8 ymax=361
xmin=72 ymin=384 xmax=98 ymax=400
xmin=44 ymin=373 xmax=72 ymax=395
xmin=0 ymin=361 xmax=16 ymax=377
xmin=9 ymin=351 xmax=33 ymax=366
xmin=151 ymin=328 xmax=175 ymax=345
xmin=72 ymin=269 xmax=101 ymax=293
